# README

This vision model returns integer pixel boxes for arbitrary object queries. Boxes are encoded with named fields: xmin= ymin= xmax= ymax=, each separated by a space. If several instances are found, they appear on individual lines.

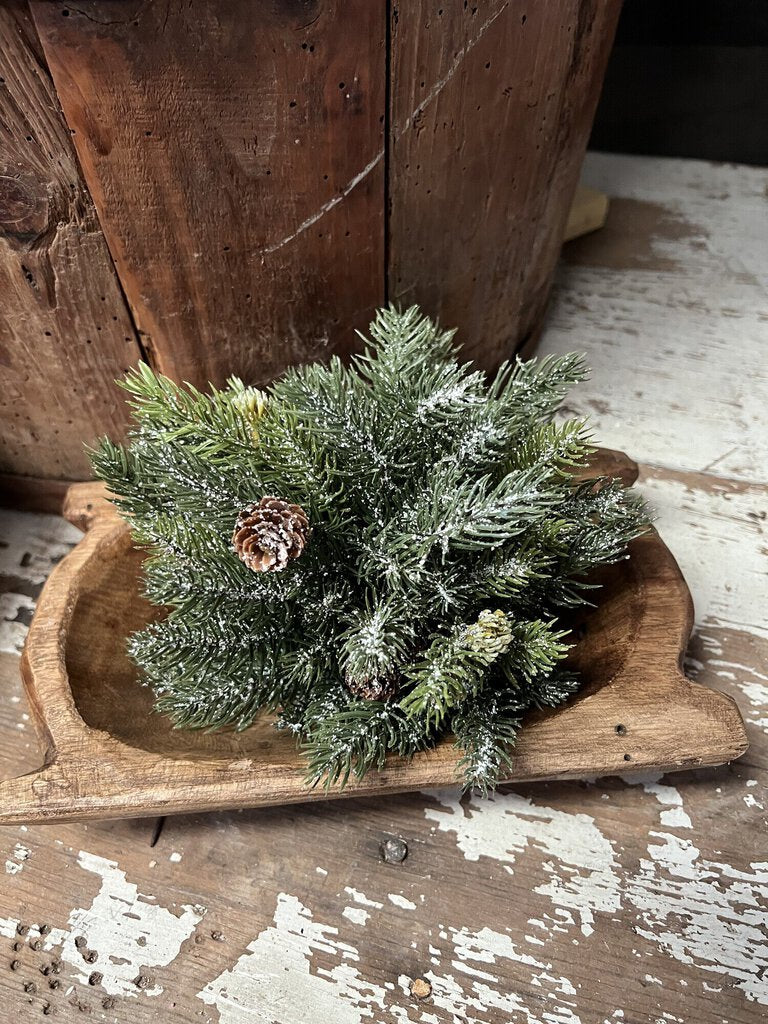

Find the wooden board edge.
xmin=0 ymin=473 xmax=80 ymax=515
xmin=563 ymin=184 xmax=609 ymax=243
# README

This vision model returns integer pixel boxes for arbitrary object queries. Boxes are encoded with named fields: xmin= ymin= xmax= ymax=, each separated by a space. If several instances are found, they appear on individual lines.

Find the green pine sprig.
xmin=90 ymin=304 xmax=649 ymax=792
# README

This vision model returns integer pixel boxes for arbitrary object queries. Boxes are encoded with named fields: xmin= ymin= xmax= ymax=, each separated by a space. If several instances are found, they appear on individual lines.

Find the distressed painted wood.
xmin=0 ymin=155 xmax=766 ymax=1023
xmin=0 ymin=0 xmax=141 ymax=479
xmin=30 ymin=0 xmax=386 ymax=390
xmin=541 ymin=152 xmax=768 ymax=483
xmin=0 ymin=450 xmax=746 ymax=825
xmin=389 ymin=0 xmax=622 ymax=366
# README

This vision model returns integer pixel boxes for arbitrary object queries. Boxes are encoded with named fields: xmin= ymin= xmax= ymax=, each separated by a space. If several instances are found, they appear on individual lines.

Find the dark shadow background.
xmin=590 ymin=0 xmax=768 ymax=166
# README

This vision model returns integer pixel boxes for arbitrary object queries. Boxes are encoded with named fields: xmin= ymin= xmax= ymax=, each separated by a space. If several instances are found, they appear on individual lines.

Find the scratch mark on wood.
xmin=261 ymin=150 xmax=384 ymax=256
xmin=399 ymin=2 xmax=510 ymax=133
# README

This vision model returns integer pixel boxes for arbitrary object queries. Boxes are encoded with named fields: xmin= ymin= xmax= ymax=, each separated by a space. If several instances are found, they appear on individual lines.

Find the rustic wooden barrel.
xmin=0 ymin=0 xmax=621 ymax=483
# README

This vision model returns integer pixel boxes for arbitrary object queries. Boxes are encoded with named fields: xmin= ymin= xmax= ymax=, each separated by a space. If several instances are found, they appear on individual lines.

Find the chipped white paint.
xmin=739 ymin=681 xmax=768 ymax=705
xmin=169 ymin=851 xmax=183 ymax=863
xmin=0 ymin=509 xmax=80 ymax=654
xmin=626 ymin=836 xmax=768 ymax=1004
xmin=388 ymin=894 xmax=417 ymax=911
xmin=196 ymin=892 xmax=585 ymax=1024
xmin=736 ymin=680 xmax=768 ymax=730
xmin=344 ymin=886 xmax=383 ymax=909
xmin=427 ymin=923 xmax=583 ymax=1024
xmin=341 ymin=906 xmax=369 ymax=927
xmin=540 ymin=154 xmax=768 ymax=485
xmin=691 ymin=634 xmax=768 ymax=731
xmin=5 ymin=841 xmax=30 ymax=874
xmin=428 ymin=781 xmax=768 ymax=1005
xmin=638 ymin=472 xmax=768 ymax=640
xmin=0 ymin=510 xmax=81 ymax=584
xmin=0 ymin=591 xmax=35 ymax=655
xmin=425 ymin=790 xmax=621 ymax=937
xmin=452 ymin=925 xmax=546 ymax=975
xmin=198 ymin=893 xmax=385 ymax=1024
xmin=52 ymin=851 xmax=204 ymax=997
xmin=625 ymin=772 xmax=693 ymax=829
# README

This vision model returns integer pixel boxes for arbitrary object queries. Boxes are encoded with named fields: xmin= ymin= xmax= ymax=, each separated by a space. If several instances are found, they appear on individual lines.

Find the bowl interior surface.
xmin=64 ymin=542 xmax=644 ymax=760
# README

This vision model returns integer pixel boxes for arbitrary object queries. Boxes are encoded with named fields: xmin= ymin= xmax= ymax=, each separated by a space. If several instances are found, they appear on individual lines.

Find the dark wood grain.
xmin=30 ymin=0 xmax=386 ymax=390
xmin=0 ymin=450 xmax=747 ymax=824
xmin=0 ymin=0 xmax=141 ymax=479
xmin=389 ymin=0 xmax=622 ymax=367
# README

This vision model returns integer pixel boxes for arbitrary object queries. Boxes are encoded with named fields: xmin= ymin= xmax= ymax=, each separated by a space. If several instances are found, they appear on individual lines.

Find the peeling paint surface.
xmin=49 ymin=852 xmax=204 ymax=998
xmin=0 ymin=510 xmax=80 ymax=656
xmin=423 ymin=781 xmax=768 ymax=1009
xmin=5 ymin=842 xmax=30 ymax=875
xmin=425 ymin=789 xmax=621 ymax=938
xmin=628 ymin=835 xmax=768 ymax=1005
xmin=0 ymin=153 xmax=766 ymax=1023
xmin=198 ymin=893 xmax=385 ymax=1024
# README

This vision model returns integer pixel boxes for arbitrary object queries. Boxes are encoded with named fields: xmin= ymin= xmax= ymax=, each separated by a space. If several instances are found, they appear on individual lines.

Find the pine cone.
xmin=233 ymin=497 xmax=310 ymax=573
xmin=345 ymin=671 xmax=399 ymax=702
xmin=465 ymin=609 xmax=512 ymax=656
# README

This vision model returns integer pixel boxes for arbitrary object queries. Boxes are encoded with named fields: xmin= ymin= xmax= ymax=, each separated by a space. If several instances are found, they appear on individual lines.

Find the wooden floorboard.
xmin=0 ymin=153 xmax=766 ymax=1022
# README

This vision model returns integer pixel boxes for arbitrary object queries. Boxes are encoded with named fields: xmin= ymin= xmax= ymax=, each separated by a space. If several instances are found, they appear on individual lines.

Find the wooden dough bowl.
xmin=0 ymin=450 xmax=748 ymax=824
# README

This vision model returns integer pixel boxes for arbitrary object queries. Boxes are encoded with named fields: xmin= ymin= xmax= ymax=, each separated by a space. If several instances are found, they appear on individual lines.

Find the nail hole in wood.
xmin=623 ymin=753 xmax=632 ymax=761
xmin=615 ymin=724 xmax=626 ymax=736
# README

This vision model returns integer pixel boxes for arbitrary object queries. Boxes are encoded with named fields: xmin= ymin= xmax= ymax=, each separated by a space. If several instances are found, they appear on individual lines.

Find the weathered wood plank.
xmin=0 ymin=0 xmax=142 ymax=480
xmin=31 ymin=0 xmax=386 ymax=390
xmin=540 ymin=153 xmax=768 ymax=484
xmin=389 ymin=0 xmax=622 ymax=368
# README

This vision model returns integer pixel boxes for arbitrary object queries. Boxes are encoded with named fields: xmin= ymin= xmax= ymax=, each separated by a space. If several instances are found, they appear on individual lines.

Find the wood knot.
xmin=0 ymin=175 xmax=50 ymax=240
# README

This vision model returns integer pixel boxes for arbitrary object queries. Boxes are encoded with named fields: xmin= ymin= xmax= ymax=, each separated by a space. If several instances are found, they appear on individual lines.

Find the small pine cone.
xmin=465 ymin=609 xmax=512 ymax=656
xmin=345 ymin=671 xmax=399 ymax=702
xmin=233 ymin=497 xmax=310 ymax=573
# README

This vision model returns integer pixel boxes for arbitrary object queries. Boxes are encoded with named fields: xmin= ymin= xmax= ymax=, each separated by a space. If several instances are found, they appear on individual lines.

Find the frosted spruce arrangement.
xmin=91 ymin=306 xmax=648 ymax=793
